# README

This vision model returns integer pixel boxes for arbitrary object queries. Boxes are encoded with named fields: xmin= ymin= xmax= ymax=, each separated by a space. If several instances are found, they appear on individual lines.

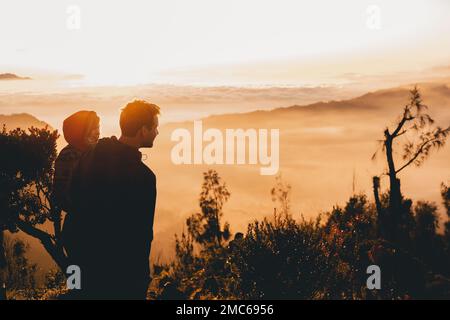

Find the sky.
xmin=1 ymin=0 xmax=450 ymax=86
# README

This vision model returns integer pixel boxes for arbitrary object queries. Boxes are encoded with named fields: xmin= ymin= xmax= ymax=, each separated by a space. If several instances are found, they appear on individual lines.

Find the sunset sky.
xmin=1 ymin=0 xmax=450 ymax=86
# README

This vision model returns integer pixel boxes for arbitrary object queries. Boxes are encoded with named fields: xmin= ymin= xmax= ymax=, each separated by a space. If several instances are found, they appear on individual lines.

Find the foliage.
xmin=150 ymin=172 xmax=450 ymax=300
xmin=186 ymin=170 xmax=231 ymax=249
xmin=2 ymin=235 xmax=37 ymax=299
xmin=0 ymin=126 xmax=68 ymax=274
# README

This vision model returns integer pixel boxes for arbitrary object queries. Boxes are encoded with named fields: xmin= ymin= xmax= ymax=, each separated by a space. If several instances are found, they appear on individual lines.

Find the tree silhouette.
xmin=441 ymin=183 xmax=450 ymax=241
xmin=148 ymin=168 xmax=450 ymax=300
xmin=271 ymin=173 xmax=292 ymax=216
xmin=3 ymin=235 xmax=38 ymax=297
xmin=186 ymin=170 xmax=231 ymax=249
xmin=157 ymin=170 xmax=233 ymax=299
xmin=372 ymin=87 xmax=450 ymax=243
xmin=441 ymin=182 xmax=450 ymax=274
xmin=0 ymin=126 xmax=68 ymax=284
xmin=411 ymin=201 xmax=445 ymax=273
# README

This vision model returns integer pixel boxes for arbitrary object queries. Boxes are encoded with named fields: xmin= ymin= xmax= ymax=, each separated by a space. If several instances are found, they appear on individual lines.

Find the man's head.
xmin=120 ymin=100 xmax=160 ymax=148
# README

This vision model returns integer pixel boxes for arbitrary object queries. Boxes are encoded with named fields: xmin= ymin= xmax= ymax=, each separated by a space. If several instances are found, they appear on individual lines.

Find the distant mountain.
xmin=0 ymin=73 xmax=31 ymax=80
xmin=169 ymin=82 xmax=450 ymax=127
xmin=0 ymin=113 xmax=51 ymax=130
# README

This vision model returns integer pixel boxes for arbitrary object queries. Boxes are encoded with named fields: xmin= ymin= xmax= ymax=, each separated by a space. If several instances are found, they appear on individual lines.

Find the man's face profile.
xmin=141 ymin=115 xmax=159 ymax=148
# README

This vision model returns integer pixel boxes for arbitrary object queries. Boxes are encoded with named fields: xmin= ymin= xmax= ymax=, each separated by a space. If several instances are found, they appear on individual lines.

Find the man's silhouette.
xmin=68 ymin=100 xmax=160 ymax=299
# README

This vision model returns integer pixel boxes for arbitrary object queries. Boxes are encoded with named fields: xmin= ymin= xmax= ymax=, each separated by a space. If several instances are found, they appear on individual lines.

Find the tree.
xmin=324 ymin=194 xmax=378 ymax=298
xmin=3 ymin=235 xmax=38 ymax=295
xmin=441 ymin=182 xmax=450 ymax=277
xmin=158 ymin=170 xmax=232 ymax=299
xmin=441 ymin=183 xmax=450 ymax=240
xmin=186 ymin=170 xmax=231 ymax=249
xmin=372 ymin=87 xmax=450 ymax=243
xmin=270 ymin=173 xmax=292 ymax=216
xmin=412 ymin=201 xmax=442 ymax=272
xmin=0 ymin=126 xmax=68 ymax=279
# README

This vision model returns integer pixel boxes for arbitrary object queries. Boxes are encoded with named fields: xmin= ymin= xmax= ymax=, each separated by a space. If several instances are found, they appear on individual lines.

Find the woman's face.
xmin=86 ymin=123 xmax=100 ymax=146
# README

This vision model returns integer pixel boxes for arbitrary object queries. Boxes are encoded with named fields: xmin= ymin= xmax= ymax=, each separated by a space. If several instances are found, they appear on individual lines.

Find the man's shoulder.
xmin=57 ymin=145 xmax=82 ymax=162
xmin=83 ymin=137 xmax=117 ymax=162
xmin=134 ymin=160 xmax=156 ymax=182
xmin=143 ymin=165 xmax=156 ymax=182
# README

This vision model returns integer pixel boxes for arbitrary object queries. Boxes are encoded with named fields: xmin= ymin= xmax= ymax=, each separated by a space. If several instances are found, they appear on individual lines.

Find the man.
xmin=69 ymin=100 xmax=160 ymax=299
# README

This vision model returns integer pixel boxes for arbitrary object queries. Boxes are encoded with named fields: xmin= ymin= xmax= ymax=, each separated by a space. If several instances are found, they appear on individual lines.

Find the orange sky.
xmin=1 ymin=0 xmax=450 ymax=86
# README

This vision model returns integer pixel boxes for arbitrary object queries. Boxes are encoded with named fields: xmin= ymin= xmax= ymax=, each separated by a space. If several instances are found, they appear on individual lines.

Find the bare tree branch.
xmin=392 ymin=107 xmax=414 ymax=138
xmin=395 ymin=136 xmax=441 ymax=174
xmin=395 ymin=129 xmax=408 ymax=138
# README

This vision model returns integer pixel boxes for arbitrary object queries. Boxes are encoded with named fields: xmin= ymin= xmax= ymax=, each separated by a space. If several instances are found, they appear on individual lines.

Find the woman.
xmin=53 ymin=110 xmax=100 ymax=259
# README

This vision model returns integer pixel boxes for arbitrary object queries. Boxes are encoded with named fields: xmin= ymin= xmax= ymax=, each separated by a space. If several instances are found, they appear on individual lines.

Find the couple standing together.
xmin=53 ymin=100 xmax=160 ymax=299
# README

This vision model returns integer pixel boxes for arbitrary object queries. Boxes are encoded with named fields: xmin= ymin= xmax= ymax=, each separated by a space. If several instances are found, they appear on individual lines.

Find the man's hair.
xmin=120 ymin=100 xmax=160 ymax=137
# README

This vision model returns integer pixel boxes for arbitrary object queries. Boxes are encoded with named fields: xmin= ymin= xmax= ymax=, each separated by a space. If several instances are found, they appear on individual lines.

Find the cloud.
xmin=0 ymin=73 xmax=31 ymax=80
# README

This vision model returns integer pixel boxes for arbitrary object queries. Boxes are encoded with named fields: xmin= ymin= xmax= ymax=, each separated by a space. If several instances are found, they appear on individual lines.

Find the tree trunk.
xmin=372 ymin=176 xmax=383 ymax=237
xmin=17 ymin=220 xmax=68 ymax=272
xmin=52 ymin=209 xmax=66 ymax=266
xmin=384 ymin=130 xmax=403 ymax=243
